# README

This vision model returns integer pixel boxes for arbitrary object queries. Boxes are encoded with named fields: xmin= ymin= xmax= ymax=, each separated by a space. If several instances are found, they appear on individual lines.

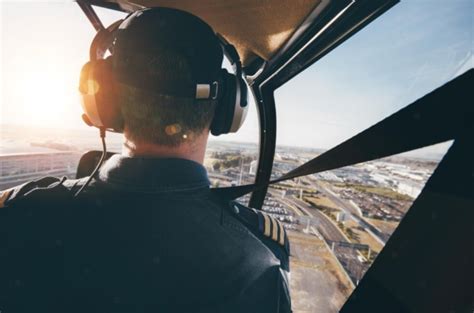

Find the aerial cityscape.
xmin=1 ymin=124 xmax=443 ymax=312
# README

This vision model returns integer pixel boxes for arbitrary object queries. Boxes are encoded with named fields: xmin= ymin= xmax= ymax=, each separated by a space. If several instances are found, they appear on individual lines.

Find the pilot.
xmin=0 ymin=7 xmax=291 ymax=313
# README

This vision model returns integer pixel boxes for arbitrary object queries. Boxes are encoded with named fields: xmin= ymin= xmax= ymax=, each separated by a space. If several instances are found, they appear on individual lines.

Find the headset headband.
xmin=89 ymin=20 xmax=243 ymax=101
xmin=89 ymin=20 xmax=123 ymax=61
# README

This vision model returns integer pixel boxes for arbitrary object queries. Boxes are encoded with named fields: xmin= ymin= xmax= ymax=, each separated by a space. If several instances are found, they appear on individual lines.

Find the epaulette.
xmin=229 ymin=201 xmax=290 ymax=256
xmin=0 ymin=176 xmax=88 ymax=208
xmin=0 ymin=187 xmax=14 ymax=209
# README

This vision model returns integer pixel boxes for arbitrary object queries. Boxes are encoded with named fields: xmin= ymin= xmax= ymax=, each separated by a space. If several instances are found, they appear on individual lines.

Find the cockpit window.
xmin=0 ymin=3 xmax=125 ymax=190
xmin=270 ymin=1 xmax=471 ymax=311
xmin=0 ymin=2 xmax=259 ymax=192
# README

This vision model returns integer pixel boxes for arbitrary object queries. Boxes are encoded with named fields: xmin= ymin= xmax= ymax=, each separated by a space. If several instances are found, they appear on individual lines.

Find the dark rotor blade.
xmin=278 ymin=69 xmax=473 ymax=181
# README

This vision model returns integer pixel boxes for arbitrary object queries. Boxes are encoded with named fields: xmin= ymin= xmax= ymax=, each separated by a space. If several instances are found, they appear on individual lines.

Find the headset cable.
xmin=74 ymin=127 xmax=107 ymax=197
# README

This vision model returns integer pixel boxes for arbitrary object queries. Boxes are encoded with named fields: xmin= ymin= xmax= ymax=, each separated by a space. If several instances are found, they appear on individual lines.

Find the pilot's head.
xmin=113 ymin=8 xmax=223 ymax=147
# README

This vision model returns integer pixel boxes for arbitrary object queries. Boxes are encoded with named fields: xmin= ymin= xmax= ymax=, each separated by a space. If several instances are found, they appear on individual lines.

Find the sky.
xmin=275 ymin=0 xmax=473 ymax=150
xmin=1 ymin=0 xmax=473 ymax=157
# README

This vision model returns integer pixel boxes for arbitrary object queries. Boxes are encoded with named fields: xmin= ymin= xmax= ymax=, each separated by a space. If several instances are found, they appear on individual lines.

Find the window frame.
xmin=249 ymin=0 xmax=398 ymax=209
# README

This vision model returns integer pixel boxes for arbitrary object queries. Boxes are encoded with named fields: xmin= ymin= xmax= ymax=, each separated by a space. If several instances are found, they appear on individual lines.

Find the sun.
xmin=18 ymin=70 xmax=75 ymax=127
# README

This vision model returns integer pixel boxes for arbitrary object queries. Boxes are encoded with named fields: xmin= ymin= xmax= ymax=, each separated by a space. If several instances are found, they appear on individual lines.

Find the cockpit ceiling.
xmin=87 ymin=0 xmax=324 ymax=66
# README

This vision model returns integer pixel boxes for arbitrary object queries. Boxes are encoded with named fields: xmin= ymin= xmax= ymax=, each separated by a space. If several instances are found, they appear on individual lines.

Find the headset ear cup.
xmin=211 ymin=69 xmax=237 ymax=136
xmin=95 ymin=58 xmax=123 ymax=131
xmin=79 ymin=61 xmax=103 ymax=127
xmin=79 ymin=58 xmax=123 ymax=132
xmin=227 ymin=76 xmax=249 ymax=133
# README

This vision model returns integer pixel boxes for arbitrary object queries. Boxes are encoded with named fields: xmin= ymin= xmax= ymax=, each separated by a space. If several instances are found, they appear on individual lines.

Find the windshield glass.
xmin=271 ymin=1 xmax=472 ymax=311
xmin=0 ymin=3 xmax=259 ymax=192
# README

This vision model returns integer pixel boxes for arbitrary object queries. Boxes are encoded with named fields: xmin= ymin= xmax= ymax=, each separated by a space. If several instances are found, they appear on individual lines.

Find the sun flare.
xmin=17 ymin=70 xmax=76 ymax=127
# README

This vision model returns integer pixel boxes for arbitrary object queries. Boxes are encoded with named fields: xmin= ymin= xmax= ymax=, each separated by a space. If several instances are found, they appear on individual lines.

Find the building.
xmin=0 ymin=152 xmax=82 ymax=189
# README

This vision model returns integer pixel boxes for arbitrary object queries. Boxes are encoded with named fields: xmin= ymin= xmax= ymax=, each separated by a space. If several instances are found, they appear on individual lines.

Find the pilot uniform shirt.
xmin=0 ymin=155 xmax=291 ymax=313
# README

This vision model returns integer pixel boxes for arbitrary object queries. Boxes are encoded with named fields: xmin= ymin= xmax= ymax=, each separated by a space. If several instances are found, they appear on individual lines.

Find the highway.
xmin=282 ymin=195 xmax=348 ymax=243
xmin=270 ymin=190 xmax=368 ymax=284
xmin=310 ymin=180 xmax=389 ymax=243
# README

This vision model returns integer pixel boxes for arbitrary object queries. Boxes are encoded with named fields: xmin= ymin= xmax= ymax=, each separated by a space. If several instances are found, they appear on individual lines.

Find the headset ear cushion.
xmin=79 ymin=61 xmax=102 ymax=127
xmin=79 ymin=58 xmax=123 ymax=132
xmin=211 ymin=69 xmax=237 ymax=136
xmin=79 ymin=62 xmax=92 ymax=95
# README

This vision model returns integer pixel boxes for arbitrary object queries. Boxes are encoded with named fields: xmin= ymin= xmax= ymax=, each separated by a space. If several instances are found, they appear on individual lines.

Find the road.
xmin=283 ymin=195 xmax=348 ymax=243
xmin=273 ymin=191 xmax=369 ymax=284
xmin=310 ymin=180 xmax=389 ymax=243
xmin=268 ymin=189 xmax=346 ymax=242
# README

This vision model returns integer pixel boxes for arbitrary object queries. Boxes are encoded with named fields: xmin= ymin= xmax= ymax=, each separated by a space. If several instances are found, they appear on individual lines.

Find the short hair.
xmin=118 ymin=53 xmax=217 ymax=147
xmin=113 ymin=8 xmax=223 ymax=147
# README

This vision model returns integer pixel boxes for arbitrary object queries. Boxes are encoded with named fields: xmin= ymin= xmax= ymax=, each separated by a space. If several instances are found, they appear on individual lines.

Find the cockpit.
xmin=1 ymin=0 xmax=472 ymax=312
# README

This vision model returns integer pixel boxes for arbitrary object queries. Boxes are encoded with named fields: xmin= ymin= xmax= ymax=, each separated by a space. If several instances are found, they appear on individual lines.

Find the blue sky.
xmin=275 ymin=0 xmax=472 ymax=149
xmin=1 ymin=0 xmax=472 ymax=156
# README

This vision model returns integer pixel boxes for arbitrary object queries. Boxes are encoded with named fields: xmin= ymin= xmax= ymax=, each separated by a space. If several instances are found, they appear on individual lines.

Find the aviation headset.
xmin=79 ymin=9 xmax=249 ymax=136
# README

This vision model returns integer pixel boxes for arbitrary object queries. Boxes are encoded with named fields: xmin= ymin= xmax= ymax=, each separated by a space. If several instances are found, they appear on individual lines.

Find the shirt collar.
xmin=97 ymin=154 xmax=210 ymax=193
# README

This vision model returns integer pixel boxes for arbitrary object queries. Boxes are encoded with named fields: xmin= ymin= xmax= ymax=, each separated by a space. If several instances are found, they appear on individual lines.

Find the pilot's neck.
xmin=121 ymin=132 xmax=209 ymax=165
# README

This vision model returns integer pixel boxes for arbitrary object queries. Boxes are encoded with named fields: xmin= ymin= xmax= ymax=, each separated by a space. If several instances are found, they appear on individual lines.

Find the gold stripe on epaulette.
xmin=0 ymin=189 xmax=13 ymax=209
xmin=263 ymin=214 xmax=271 ymax=237
xmin=278 ymin=221 xmax=285 ymax=246
xmin=271 ymin=217 xmax=278 ymax=242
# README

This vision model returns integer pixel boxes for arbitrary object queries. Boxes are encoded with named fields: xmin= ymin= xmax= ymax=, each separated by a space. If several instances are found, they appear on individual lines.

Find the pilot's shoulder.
xmin=229 ymin=201 xmax=290 ymax=256
xmin=0 ymin=176 xmax=87 ymax=208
